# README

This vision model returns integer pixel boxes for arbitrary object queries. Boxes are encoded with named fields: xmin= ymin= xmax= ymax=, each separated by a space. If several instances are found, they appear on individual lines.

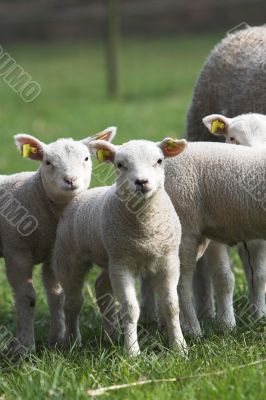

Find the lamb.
xmin=162 ymin=141 xmax=266 ymax=336
xmin=52 ymin=137 xmax=187 ymax=357
xmin=0 ymin=127 xmax=116 ymax=353
xmin=195 ymin=113 xmax=266 ymax=326
xmin=203 ymin=113 xmax=266 ymax=147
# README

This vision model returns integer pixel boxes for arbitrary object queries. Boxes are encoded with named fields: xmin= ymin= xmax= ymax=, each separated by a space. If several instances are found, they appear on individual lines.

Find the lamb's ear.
xmin=82 ymin=126 xmax=117 ymax=147
xmin=158 ymin=138 xmax=187 ymax=158
xmin=202 ymin=114 xmax=232 ymax=136
xmin=89 ymin=140 xmax=118 ymax=163
xmin=14 ymin=134 xmax=46 ymax=161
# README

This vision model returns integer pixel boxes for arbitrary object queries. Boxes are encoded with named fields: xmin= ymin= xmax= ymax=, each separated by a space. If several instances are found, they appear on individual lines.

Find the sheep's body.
xmin=186 ymin=25 xmax=266 ymax=142
xmin=0 ymin=170 xmax=61 ymax=261
xmin=186 ymin=25 xmax=266 ymax=325
xmin=0 ymin=128 xmax=116 ymax=352
xmin=194 ymin=113 xmax=266 ymax=324
xmin=55 ymin=186 xmax=110 ymax=270
xmin=53 ymin=138 xmax=187 ymax=356
xmin=164 ymin=141 xmax=266 ymax=335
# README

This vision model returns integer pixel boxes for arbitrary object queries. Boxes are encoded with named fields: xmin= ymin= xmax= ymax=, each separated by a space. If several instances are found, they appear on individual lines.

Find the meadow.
xmin=0 ymin=33 xmax=265 ymax=399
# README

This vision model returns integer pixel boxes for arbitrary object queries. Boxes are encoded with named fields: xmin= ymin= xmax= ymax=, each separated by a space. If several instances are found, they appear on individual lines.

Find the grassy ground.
xmin=0 ymin=33 xmax=265 ymax=399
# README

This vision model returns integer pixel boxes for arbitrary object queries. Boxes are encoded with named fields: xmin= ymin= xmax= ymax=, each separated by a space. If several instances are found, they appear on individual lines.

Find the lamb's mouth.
xmin=63 ymin=185 xmax=80 ymax=192
xmin=135 ymin=187 xmax=153 ymax=197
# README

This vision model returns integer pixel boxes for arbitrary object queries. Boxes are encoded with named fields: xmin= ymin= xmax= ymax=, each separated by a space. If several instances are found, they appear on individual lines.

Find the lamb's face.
xmin=203 ymin=113 xmax=266 ymax=147
xmin=226 ymin=115 xmax=266 ymax=147
xmin=41 ymin=139 xmax=92 ymax=200
xmin=89 ymin=137 xmax=187 ymax=201
xmin=114 ymin=141 xmax=165 ymax=199
xmin=14 ymin=127 xmax=116 ymax=203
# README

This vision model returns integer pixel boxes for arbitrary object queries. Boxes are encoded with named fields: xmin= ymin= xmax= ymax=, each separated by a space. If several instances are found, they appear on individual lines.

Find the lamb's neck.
xmin=35 ymin=169 xmax=69 ymax=217
xmin=114 ymin=187 xmax=168 ymax=229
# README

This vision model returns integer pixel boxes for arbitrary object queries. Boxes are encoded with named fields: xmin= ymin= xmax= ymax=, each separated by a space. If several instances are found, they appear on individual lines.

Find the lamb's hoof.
xmin=216 ymin=314 xmax=236 ymax=333
xmin=252 ymin=307 xmax=266 ymax=321
xmin=127 ymin=344 xmax=141 ymax=358
xmin=170 ymin=340 xmax=188 ymax=358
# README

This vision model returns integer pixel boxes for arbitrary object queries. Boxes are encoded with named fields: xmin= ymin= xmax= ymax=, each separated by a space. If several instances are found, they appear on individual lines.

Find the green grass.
xmin=0 ymin=33 xmax=265 ymax=399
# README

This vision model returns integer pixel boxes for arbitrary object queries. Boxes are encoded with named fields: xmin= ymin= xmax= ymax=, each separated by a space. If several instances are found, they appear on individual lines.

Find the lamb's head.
xmin=89 ymin=137 xmax=187 ymax=199
xmin=14 ymin=127 xmax=116 ymax=202
xmin=203 ymin=113 xmax=266 ymax=147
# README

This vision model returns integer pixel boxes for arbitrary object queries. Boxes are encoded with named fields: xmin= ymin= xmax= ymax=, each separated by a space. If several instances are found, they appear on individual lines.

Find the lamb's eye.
xmin=84 ymin=156 xmax=89 ymax=161
xmin=229 ymin=137 xmax=235 ymax=142
xmin=157 ymin=159 xmax=163 ymax=165
xmin=117 ymin=162 xmax=123 ymax=169
xmin=45 ymin=160 xmax=51 ymax=166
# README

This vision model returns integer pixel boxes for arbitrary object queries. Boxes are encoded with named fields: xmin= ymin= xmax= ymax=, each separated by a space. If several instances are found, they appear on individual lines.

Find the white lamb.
xmin=52 ymin=137 xmax=187 ymax=357
xmin=193 ymin=113 xmax=266 ymax=327
xmin=0 ymin=127 xmax=116 ymax=352
xmin=162 ymin=141 xmax=266 ymax=336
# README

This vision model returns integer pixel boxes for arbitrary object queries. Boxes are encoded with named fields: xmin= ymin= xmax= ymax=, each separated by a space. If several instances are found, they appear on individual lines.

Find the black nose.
xmin=135 ymin=179 xmax=149 ymax=187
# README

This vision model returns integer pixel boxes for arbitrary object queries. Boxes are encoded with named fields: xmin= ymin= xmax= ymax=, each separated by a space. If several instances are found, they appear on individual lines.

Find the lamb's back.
xmin=165 ymin=142 xmax=266 ymax=243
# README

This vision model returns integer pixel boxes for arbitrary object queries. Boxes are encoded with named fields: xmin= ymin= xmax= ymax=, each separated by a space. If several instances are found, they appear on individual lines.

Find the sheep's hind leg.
xmin=153 ymin=255 xmax=187 ymax=354
xmin=206 ymin=241 xmax=235 ymax=331
xmin=238 ymin=241 xmax=266 ymax=320
xmin=179 ymin=236 xmax=202 ymax=337
xmin=42 ymin=261 xmax=65 ymax=346
xmin=5 ymin=253 xmax=36 ymax=354
xmin=139 ymin=273 xmax=158 ymax=324
xmin=193 ymin=254 xmax=215 ymax=320
xmin=95 ymin=269 xmax=120 ymax=340
xmin=109 ymin=264 xmax=140 ymax=357
xmin=56 ymin=259 xmax=88 ymax=347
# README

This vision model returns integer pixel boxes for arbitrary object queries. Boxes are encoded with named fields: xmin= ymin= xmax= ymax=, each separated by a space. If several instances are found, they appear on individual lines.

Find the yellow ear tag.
xmin=211 ymin=120 xmax=225 ymax=134
xmin=167 ymin=139 xmax=178 ymax=150
xmin=22 ymin=144 xmax=37 ymax=158
xmin=97 ymin=149 xmax=112 ymax=163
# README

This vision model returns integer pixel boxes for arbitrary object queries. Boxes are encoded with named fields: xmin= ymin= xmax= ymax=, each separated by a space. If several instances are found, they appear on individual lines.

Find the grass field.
xmin=0 ymin=33 xmax=265 ymax=399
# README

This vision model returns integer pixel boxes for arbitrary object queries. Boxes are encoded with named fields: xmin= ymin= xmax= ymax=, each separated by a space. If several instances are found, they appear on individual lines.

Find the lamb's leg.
xmin=139 ymin=273 xmax=158 ymax=323
xmin=42 ymin=261 xmax=65 ymax=346
xmin=56 ymin=259 xmax=88 ymax=346
xmin=206 ymin=241 xmax=235 ymax=330
xmin=5 ymin=254 xmax=36 ymax=352
xmin=153 ymin=256 xmax=187 ymax=353
xmin=109 ymin=265 xmax=140 ymax=357
xmin=193 ymin=254 xmax=215 ymax=320
xmin=95 ymin=269 xmax=119 ymax=339
xmin=178 ymin=237 xmax=202 ymax=336
xmin=238 ymin=240 xmax=266 ymax=319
